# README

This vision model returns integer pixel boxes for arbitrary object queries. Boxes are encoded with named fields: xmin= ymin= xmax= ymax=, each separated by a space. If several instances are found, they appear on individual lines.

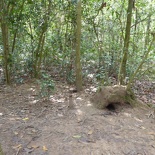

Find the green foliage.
xmin=0 ymin=0 xmax=154 ymax=85
xmin=38 ymin=72 xmax=55 ymax=98
xmin=66 ymin=68 xmax=75 ymax=84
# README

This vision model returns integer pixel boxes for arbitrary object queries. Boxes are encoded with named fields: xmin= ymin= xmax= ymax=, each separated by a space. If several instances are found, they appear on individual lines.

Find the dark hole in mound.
xmin=106 ymin=103 xmax=116 ymax=111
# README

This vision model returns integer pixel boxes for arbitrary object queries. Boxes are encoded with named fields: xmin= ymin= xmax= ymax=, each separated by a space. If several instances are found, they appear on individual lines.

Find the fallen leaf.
xmin=57 ymin=113 xmax=63 ymax=117
xmin=22 ymin=117 xmax=29 ymax=121
xmin=31 ymin=145 xmax=39 ymax=149
xmin=140 ymin=126 xmax=146 ymax=129
xmin=12 ymin=144 xmax=22 ymax=149
xmin=123 ymin=112 xmax=131 ymax=117
xmin=43 ymin=146 xmax=48 ymax=151
xmin=32 ymin=129 xmax=37 ymax=133
xmin=14 ymin=131 xmax=18 ymax=135
xmin=134 ymin=117 xmax=143 ymax=122
xmin=73 ymin=135 xmax=81 ymax=138
xmin=88 ymin=130 xmax=93 ymax=135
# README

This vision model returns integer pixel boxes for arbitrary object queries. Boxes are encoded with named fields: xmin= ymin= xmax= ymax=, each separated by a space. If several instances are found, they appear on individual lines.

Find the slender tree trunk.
xmin=127 ymin=34 xmax=155 ymax=90
xmin=37 ymin=34 xmax=45 ymax=74
xmin=33 ymin=0 xmax=51 ymax=78
xmin=92 ymin=21 xmax=103 ymax=68
xmin=0 ymin=0 xmax=11 ymax=84
xmin=118 ymin=0 xmax=134 ymax=85
xmin=75 ymin=0 xmax=82 ymax=91
xmin=34 ymin=31 xmax=45 ymax=78
xmin=11 ymin=0 xmax=25 ymax=53
xmin=144 ymin=14 xmax=151 ymax=50
xmin=132 ymin=8 xmax=138 ymax=53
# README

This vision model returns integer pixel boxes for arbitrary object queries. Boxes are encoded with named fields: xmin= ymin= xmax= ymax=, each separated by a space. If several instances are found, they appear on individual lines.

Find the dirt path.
xmin=0 ymin=82 xmax=155 ymax=155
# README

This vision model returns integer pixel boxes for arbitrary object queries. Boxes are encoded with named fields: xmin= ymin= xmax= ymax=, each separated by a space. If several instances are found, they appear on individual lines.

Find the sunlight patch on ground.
xmin=28 ymin=87 xmax=36 ymax=92
xmin=30 ymin=100 xmax=39 ymax=104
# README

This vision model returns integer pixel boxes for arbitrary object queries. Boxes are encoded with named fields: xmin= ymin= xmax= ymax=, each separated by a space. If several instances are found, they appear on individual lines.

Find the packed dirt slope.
xmin=0 ymin=81 xmax=155 ymax=155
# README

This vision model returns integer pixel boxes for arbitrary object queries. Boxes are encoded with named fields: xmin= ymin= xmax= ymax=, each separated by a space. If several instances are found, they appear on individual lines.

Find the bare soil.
xmin=0 ymin=80 xmax=155 ymax=155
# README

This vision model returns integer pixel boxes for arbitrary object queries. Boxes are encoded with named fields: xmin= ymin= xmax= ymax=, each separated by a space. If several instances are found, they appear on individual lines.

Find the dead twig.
xmin=15 ymin=147 xmax=21 ymax=155
xmin=146 ymin=111 xmax=155 ymax=119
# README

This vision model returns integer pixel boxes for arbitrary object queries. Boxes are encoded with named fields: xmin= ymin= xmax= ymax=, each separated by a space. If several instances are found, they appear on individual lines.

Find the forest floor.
xmin=0 ymin=79 xmax=155 ymax=155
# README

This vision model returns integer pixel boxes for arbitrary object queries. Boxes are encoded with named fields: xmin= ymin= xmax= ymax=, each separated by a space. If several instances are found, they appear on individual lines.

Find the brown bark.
xmin=75 ymin=0 xmax=82 ymax=91
xmin=118 ymin=0 xmax=134 ymax=85
xmin=11 ymin=0 xmax=25 ymax=53
xmin=0 ymin=0 xmax=11 ymax=84
xmin=33 ymin=0 xmax=51 ymax=78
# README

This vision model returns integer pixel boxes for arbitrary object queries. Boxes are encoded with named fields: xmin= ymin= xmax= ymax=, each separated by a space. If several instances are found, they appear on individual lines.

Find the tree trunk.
xmin=118 ymin=0 xmax=133 ymax=85
xmin=75 ymin=0 xmax=82 ymax=91
xmin=0 ymin=0 xmax=11 ymax=84
xmin=34 ymin=31 xmax=45 ymax=78
xmin=11 ymin=0 xmax=25 ymax=53
xmin=144 ymin=14 xmax=151 ymax=50
xmin=33 ymin=0 xmax=51 ymax=78
xmin=127 ymin=34 xmax=155 ymax=90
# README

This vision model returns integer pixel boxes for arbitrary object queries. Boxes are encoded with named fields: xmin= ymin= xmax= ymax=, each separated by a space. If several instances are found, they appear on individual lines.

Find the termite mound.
xmin=91 ymin=85 xmax=136 ymax=109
